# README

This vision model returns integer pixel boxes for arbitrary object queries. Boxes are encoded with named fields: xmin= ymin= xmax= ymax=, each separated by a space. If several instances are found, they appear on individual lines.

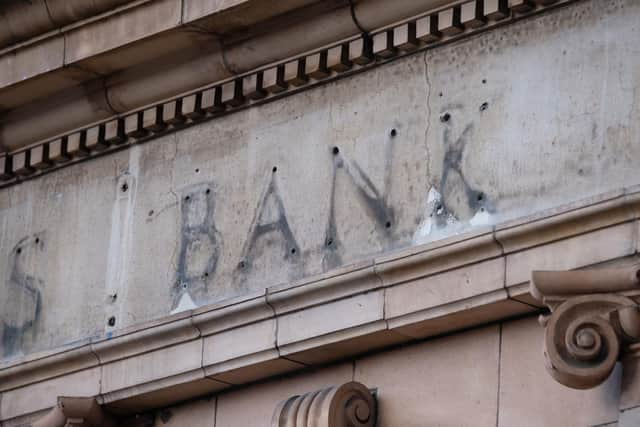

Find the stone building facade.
xmin=0 ymin=0 xmax=639 ymax=425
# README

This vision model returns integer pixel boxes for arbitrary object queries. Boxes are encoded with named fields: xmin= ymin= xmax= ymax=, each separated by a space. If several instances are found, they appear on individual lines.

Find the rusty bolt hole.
xmin=107 ymin=316 xmax=116 ymax=327
xmin=440 ymin=113 xmax=451 ymax=123
xmin=121 ymin=183 xmax=128 ymax=193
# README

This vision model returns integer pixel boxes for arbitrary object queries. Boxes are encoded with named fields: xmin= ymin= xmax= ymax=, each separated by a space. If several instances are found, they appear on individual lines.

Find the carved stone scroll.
xmin=271 ymin=381 xmax=376 ymax=427
xmin=531 ymin=265 xmax=640 ymax=390
xmin=32 ymin=397 xmax=116 ymax=427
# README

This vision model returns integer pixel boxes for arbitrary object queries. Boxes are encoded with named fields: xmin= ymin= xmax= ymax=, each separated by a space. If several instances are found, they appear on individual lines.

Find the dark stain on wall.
xmin=237 ymin=171 xmax=300 ymax=274
xmin=172 ymin=183 xmax=221 ymax=308
xmin=439 ymin=117 xmax=492 ymax=220
xmin=323 ymin=147 xmax=395 ymax=270
xmin=1 ymin=233 xmax=45 ymax=357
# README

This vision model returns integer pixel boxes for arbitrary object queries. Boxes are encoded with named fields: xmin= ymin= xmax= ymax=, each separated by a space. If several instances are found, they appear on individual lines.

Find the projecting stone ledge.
xmin=1 ymin=187 xmax=640 ymax=423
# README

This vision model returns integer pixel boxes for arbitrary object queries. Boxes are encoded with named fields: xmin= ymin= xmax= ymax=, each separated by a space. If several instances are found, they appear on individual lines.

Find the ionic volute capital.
xmin=531 ymin=265 xmax=640 ymax=390
xmin=271 ymin=381 xmax=376 ymax=427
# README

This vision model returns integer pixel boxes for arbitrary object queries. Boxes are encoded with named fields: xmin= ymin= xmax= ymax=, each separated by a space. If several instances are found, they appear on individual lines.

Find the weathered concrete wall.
xmin=1 ymin=0 xmax=639 ymax=359
xmin=151 ymin=316 xmax=622 ymax=427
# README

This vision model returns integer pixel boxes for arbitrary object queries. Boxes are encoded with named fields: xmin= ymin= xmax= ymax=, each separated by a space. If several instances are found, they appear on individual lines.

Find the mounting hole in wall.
xmin=390 ymin=128 xmax=397 ymax=137
xmin=480 ymin=102 xmax=489 ymax=112
xmin=108 ymin=316 xmax=116 ymax=327
xmin=195 ymin=168 xmax=200 ymax=173
xmin=440 ymin=113 xmax=451 ymax=122
xmin=121 ymin=183 xmax=128 ymax=193
xmin=385 ymin=221 xmax=391 ymax=229
xmin=16 ymin=248 xmax=21 ymax=254
xmin=291 ymin=248 xmax=296 ymax=254
xmin=206 ymin=189 xmax=210 ymax=194
xmin=185 ymin=195 xmax=191 ymax=201
xmin=35 ymin=238 xmax=40 ymax=244
xmin=326 ymin=238 xmax=333 ymax=247
xmin=272 ymin=166 xmax=278 ymax=173
xmin=333 ymin=146 xmax=340 ymax=155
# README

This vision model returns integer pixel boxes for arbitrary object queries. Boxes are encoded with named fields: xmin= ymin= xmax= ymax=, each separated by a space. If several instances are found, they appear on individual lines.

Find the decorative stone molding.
xmin=0 ymin=0 xmax=574 ymax=188
xmin=531 ymin=265 xmax=640 ymax=389
xmin=271 ymin=382 xmax=376 ymax=427
xmin=32 ymin=397 xmax=116 ymax=427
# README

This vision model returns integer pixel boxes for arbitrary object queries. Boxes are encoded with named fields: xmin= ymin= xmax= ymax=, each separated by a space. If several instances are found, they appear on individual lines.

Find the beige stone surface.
xmin=64 ymin=0 xmax=182 ymax=64
xmin=354 ymin=325 xmax=500 ymax=427
xmin=498 ymin=316 xmax=621 ymax=427
xmin=0 ymin=367 xmax=100 ymax=420
xmin=276 ymin=291 xmax=384 ymax=347
xmin=385 ymin=257 xmax=504 ymax=319
xmin=100 ymin=339 xmax=202 ymax=393
xmin=506 ymin=222 xmax=637 ymax=287
xmin=203 ymin=318 xmax=276 ymax=367
xmin=215 ymin=363 xmax=353 ymax=427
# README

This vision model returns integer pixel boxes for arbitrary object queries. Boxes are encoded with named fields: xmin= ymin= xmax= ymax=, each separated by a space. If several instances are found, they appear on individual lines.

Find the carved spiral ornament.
xmin=271 ymin=381 xmax=376 ymax=427
xmin=543 ymin=294 xmax=635 ymax=389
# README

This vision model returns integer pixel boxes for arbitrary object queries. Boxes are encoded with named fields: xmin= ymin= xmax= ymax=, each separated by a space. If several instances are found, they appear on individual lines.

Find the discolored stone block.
xmin=263 ymin=65 xmax=288 ymax=93
xmin=143 ymin=106 xmax=166 ymax=132
xmin=85 ymin=124 xmax=108 ymax=151
xmin=67 ymin=131 xmax=90 ymax=157
xmin=30 ymin=144 xmax=53 ymax=170
xmin=162 ymin=100 xmax=186 ymax=126
xmin=12 ymin=151 xmax=34 ymax=176
xmin=348 ymin=37 xmax=373 ymax=66
xmin=243 ymin=73 xmax=267 ymax=100
xmin=372 ymin=30 xmax=397 ymax=59
xmin=48 ymin=138 xmax=72 ymax=163
xmin=416 ymin=15 xmax=441 ymax=43
xmin=393 ymin=22 xmax=419 ymax=51
xmin=327 ymin=44 xmax=352 ymax=72
xmin=104 ymin=118 xmax=126 ymax=145
xmin=305 ymin=52 xmax=330 ymax=80
xmin=283 ymin=59 xmax=308 ymax=87
xmin=125 ymin=112 xmax=149 ymax=139
xmin=438 ymin=7 xmax=464 ymax=36
xmin=182 ymin=93 xmax=205 ymax=120
xmin=461 ymin=1 xmax=487 ymax=28
xmin=509 ymin=0 xmax=535 ymax=12
xmin=0 ymin=154 xmax=14 ymax=180
xmin=221 ymin=80 xmax=245 ymax=107
xmin=484 ymin=0 xmax=509 ymax=20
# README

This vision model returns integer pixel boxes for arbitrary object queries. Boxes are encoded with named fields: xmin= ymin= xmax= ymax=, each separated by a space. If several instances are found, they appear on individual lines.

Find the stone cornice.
xmin=0 ymin=0 xmax=578 ymax=185
xmin=1 ymin=186 xmax=639 ymax=421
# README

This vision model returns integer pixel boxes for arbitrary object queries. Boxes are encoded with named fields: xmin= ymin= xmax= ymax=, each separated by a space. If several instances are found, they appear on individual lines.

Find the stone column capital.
xmin=271 ymin=381 xmax=376 ymax=427
xmin=531 ymin=265 xmax=640 ymax=389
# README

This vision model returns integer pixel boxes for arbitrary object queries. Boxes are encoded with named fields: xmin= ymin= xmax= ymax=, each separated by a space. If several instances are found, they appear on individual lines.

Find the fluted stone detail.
xmin=531 ymin=265 xmax=640 ymax=389
xmin=271 ymin=382 xmax=376 ymax=427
